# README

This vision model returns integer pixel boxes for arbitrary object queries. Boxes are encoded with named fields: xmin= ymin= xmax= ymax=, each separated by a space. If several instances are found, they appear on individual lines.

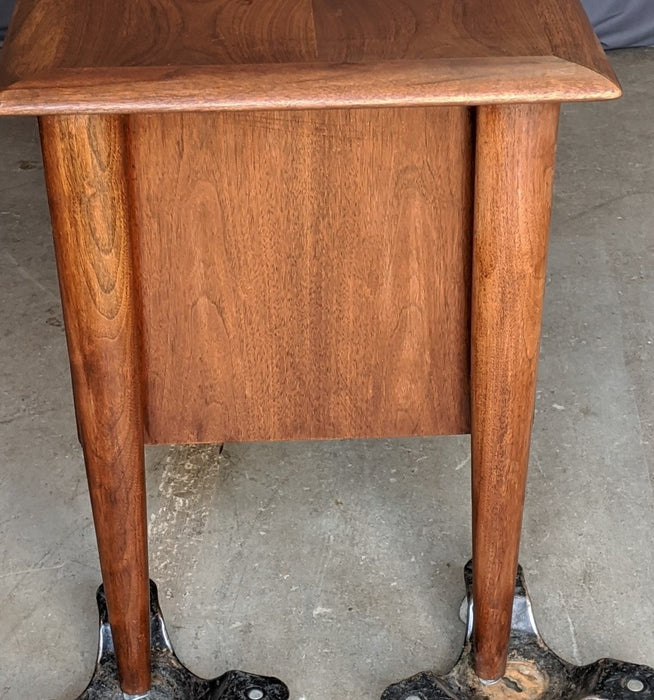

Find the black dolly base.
xmin=76 ymin=581 xmax=289 ymax=700
xmin=382 ymin=562 xmax=654 ymax=700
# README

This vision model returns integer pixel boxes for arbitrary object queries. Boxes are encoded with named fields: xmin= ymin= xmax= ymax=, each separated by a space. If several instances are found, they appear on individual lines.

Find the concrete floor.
xmin=0 ymin=49 xmax=653 ymax=699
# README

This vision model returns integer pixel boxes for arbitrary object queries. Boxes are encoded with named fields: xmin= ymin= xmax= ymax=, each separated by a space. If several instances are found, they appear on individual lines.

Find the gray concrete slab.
xmin=0 ymin=49 xmax=652 ymax=700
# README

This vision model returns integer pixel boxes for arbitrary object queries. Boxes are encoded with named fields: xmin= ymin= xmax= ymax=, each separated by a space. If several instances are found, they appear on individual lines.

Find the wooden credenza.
xmin=0 ymin=1 xmax=620 ymax=696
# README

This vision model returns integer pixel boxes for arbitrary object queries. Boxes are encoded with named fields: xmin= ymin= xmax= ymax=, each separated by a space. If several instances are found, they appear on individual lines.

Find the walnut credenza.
xmin=0 ymin=1 xmax=629 ymax=698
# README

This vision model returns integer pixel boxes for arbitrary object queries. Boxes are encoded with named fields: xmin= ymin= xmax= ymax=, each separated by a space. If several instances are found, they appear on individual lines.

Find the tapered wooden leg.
xmin=39 ymin=115 xmax=151 ymax=695
xmin=471 ymin=103 xmax=560 ymax=682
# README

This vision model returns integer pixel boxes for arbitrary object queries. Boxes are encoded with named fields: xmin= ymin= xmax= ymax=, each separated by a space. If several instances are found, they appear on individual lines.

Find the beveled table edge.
xmin=0 ymin=55 xmax=621 ymax=116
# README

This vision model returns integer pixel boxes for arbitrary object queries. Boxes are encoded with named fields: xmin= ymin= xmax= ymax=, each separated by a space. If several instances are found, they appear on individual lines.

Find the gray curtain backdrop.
xmin=0 ymin=0 xmax=13 ymax=39
xmin=582 ymin=0 xmax=654 ymax=48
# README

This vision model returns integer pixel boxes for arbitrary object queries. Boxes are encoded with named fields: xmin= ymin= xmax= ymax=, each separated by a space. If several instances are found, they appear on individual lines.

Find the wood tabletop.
xmin=0 ymin=0 xmax=620 ymax=114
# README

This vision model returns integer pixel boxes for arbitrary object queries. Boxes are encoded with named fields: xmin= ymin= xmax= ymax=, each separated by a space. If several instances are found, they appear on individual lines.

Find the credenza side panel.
xmin=128 ymin=107 xmax=473 ymax=444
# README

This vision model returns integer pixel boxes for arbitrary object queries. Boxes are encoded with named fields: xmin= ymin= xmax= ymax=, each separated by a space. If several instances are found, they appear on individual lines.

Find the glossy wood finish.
xmin=471 ymin=102 xmax=560 ymax=681
xmin=130 ymin=107 xmax=472 ymax=444
xmin=39 ymin=115 xmax=151 ymax=695
xmin=2 ymin=0 xmax=620 ymax=693
xmin=0 ymin=58 xmax=621 ymax=116
xmin=0 ymin=0 xmax=620 ymax=114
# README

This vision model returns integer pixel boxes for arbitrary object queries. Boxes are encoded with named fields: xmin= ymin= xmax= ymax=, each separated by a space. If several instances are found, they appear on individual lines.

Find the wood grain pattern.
xmin=14 ymin=1 xmax=615 ymax=688
xmin=0 ymin=57 xmax=620 ymax=116
xmin=128 ymin=107 xmax=472 ymax=444
xmin=534 ymin=0 xmax=617 ymax=82
xmin=0 ymin=0 xmax=620 ymax=114
xmin=471 ymin=102 xmax=560 ymax=681
xmin=39 ymin=115 xmax=151 ymax=695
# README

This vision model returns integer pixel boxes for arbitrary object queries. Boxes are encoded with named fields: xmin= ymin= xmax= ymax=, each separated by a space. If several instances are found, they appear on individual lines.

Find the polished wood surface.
xmin=0 ymin=57 xmax=621 ymax=116
xmin=130 ymin=107 xmax=472 ymax=444
xmin=39 ymin=115 xmax=151 ymax=695
xmin=471 ymin=102 xmax=560 ymax=681
xmin=0 ymin=0 xmax=620 ymax=114
xmin=4 ymin=0 xmax=620 ymax=694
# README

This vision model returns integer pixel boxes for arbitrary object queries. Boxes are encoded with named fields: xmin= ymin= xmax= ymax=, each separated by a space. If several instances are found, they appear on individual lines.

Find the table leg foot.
xmin=76 ymin=580 xmax=289 ymax=700
xmin=381 ymin=562 xmax=654 ymax=700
